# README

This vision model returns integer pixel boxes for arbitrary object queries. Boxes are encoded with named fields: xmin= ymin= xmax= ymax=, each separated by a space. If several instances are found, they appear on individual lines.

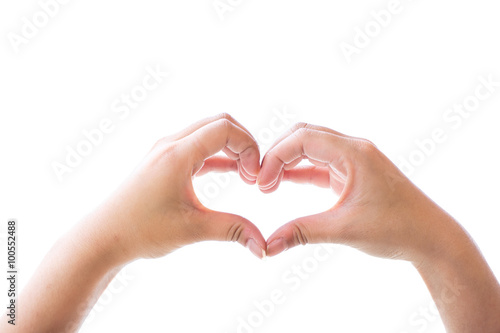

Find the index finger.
xmin=182 ymin=116 xmax=261 ymax=183
xmin=258 ymin=126 xmax=354 ymax=192
xmin=169 ymin=113 xmax=256 ymax=142
xmin=265 ymin=122 xmax=352 ymax=155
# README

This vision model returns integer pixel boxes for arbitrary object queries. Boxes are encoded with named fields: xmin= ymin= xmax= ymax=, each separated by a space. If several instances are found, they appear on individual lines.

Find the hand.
xmin=2 ymin=114 xmax=269 ymax=333
xmin=258 ymin=122 xmax=465 ymax=264
xmin=258 ymin=122 xmax=500 ymax=332
xmin=7 ymin=118 xmax=499 ymax=333
xmin=94 ymin=113 xmax=267 ymax=262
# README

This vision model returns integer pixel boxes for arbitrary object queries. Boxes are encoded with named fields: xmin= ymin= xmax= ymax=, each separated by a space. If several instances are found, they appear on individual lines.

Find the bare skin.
xmin=1 ymin=114 xmax=266 ymax=332
xmin=258 ymin=122 xmax=500 ymax=332
xmin=2 ymin=116 xmax=499 ymax=332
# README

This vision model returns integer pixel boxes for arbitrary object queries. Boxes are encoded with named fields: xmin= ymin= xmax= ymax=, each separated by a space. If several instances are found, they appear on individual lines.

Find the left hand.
xmin=91 ymin=113 xmax=266 ymax=263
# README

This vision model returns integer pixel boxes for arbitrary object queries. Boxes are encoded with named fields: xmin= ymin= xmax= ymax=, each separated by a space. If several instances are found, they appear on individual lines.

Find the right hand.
xmin=258 ymin=122 xmax=466 ymax=265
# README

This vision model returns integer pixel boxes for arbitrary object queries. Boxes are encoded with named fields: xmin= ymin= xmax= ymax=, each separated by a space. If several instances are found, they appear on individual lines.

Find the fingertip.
xmin=258 ymin=168 xmax=284 ymax=193
xmin=238 ymin=160 xmax=257 ymax=184
xmin=240 ymin=176 xmax=257 ymax=186
xmin=257 ymin=155 xmax=285 ymax=192
xmin=256 ymin=169 xmax=264 ymax=187
xmin=237 ymin=219 xmax=266 ymax=259
xmin=262 ymin=248 xmax=267 ymax=260
xmin=240 ymin=146 xmax=260 ymax=179
xmin=266 ymin=237 xmax=288 ymax=257
xmin=246 ymin=238 xmax=267 ymax=259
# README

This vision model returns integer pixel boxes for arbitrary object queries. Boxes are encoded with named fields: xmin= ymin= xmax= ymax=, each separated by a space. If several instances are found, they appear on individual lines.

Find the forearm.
xmin=414 ymin=217 xmax=500 ymax=332
xmin=1 ymin=211 xmax=128 ymax=332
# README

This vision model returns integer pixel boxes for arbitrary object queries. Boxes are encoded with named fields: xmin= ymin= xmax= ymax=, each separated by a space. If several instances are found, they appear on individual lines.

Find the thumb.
xmin=197 ymin=210 xmax=267 ymax=259
xmin=266 ymin=210 xmax=349 ymax=257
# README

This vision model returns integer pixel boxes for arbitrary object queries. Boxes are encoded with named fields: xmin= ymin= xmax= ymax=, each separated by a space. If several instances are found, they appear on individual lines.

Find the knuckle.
xmin=152 ymin=137 xmax=175 ymax=155
xmin=291 ymin=127 xmax=310 ymax=145
xmin=363 ymin=138 xmax=377 ymax=147
xmin=294 ymin=126 xmax=309 ymax=136
xmin=291 ymin=122 xmax=309 ymax=132
xmin=355 ymin=139 xmax=378 ymax=156
xmin=153 ymin=136 xmax=171 ymax=149
xmin=226 ymin=222 xmax=245 ymax=243
xmin=291 ymin=223 xmax=309 ymax=246
xmin=215 ymin=117 xmax=233 ymax=133
xmin=216 ymin=112 xmax=234 ymax=123
xmin=149 ymin=138 xmax=180 ymax=166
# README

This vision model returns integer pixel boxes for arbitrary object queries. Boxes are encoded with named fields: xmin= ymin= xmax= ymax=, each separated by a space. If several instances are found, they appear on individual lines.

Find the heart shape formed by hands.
xmin=188 ymin=114 xmax=419 ymax=264
xmin=127 ymin=113 xmax=428 ymax=268
xmin=196 ymin=123 xmax=348 ymax=259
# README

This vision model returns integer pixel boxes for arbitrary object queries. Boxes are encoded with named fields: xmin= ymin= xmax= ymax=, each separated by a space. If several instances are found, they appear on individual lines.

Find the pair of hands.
xmin=9 ymin=113 xmax=499 ymax=333
xmin=97 ymin=113 xmax=458 ymax=266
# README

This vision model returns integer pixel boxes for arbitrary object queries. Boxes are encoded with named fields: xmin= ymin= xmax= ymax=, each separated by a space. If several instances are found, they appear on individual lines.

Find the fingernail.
xmin=246 ymin=238 xmax=266 ymax=259
xmin=266 ymin=237 xmax=288 ymax=257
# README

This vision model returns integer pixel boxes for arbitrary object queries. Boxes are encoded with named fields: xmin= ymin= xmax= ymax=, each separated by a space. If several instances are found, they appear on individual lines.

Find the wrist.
xmin=410 ymin=211 xmax=473 ymax=270
xmin=410 ymin=216 xmax=500 ymax=332
xmin=74 ymin=208 xmax=137 ymax=271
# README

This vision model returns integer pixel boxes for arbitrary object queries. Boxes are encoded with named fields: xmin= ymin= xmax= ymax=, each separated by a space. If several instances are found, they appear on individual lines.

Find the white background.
xmin=1 ymin=0 xmax=500 ymax=332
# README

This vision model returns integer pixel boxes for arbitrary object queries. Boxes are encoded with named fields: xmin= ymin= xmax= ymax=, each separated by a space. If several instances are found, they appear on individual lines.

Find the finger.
xmin=263 ymin=165 xmax=344 ymax=194
xmin=283 ymin=156 xmax=303 ymax=170
xmin=220 ymin=146 xmax=257 ymax=185
xmin=258 ymin=128 xmax=354 ymax=192
xmin=265 ymin=122 xmax=352 ymax=155
xmin=266 ymin=210 xmax=348 ymax=257
xmin=259 ymin=168 xmax=285 ymax=194
xmin=183 ymin=117 xmax=261 ymax=183
xmin=170 ymin=113 xmax=256 ymax=142
xmin=195 ymin=156 xmax=238 ymax=177
xmin=284 ymin=166 xmax=345 ymax=195
xmin=195 ymin=158 xmax=256 ymax=185
xmin=283 ymin=166 xmax=331 ymax=188
xmin=236 ymin=159 xmax=259 ymax=185
xmin=198 ymin=210 xmax=267 ymax=259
